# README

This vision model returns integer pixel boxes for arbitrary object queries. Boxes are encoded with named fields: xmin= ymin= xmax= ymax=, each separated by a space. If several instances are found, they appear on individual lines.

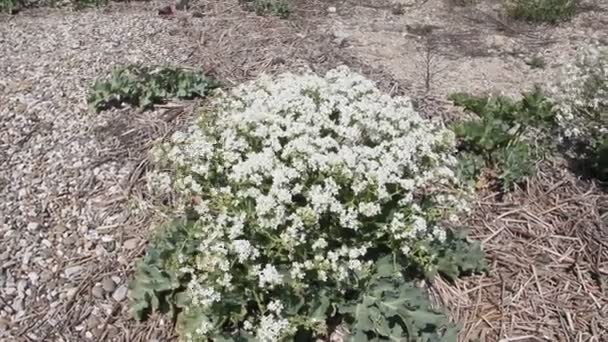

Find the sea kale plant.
xmin=132 ymin=67 xmax=484 ymax=341
xmin=551 ymin=44 xmax=608 ymax=181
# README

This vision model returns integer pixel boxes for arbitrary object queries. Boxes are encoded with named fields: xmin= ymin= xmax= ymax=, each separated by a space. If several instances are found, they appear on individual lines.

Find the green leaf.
xmin=309 ymin=289 xmax=331 ymax=321
xmin=374 ymin=254 xmax=397 ymax=279
xmin=340 ymin=258 xmax=457 ymax=342
xmin=431 ymin=230 xmax=487 ymax=281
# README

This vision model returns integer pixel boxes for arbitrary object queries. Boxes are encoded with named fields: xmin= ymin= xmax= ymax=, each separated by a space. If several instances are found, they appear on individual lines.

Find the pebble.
xmin=17 ymin=279 xmax=27 ymax=295
xmin=26 ymin=222 xmax=39 ymax=231
xmin=63 ymin=235 xmax=77 ymax=246
xmin=12 ymin=298 xmax=24 ymax=312
xmin=92 ymin=285 xmax=104 ymax=299
xmin=123 ymin=238 xmax=138 ymax=250
xmin=66 ymin=287 xmax=78 ymax=298
xmin=39 ymin=270 xmax=53 ymax=283
xmin=27 ymin=272 xmax=39 ymax=284
xmin=327 ymin=6 xmax=336 ymax=13
xmin=64 ymin=265 xmax=83 ymax=277
xmin=112 ymin=285 xmax=128 ymax=302
xmin=0 ymin=319 xmax=8 ymax=332
xmin=101 ymin=277 xmax=116 ymax=293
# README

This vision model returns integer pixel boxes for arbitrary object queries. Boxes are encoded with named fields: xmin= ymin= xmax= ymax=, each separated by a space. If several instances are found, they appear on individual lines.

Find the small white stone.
xmin=327 ymin=6 xmax=336 ymax=13
xmin=100 ymin=235 xmax=113 ymax=243
xmin=66 ymin=287 xmax=78 ymax=298
xmin=101 ymin=277 xmax=116 ymax=292
xmin=64 ymin=265 xmax=83 ymax=277
xmin=123 ymin=238 xmax=138 ymax=250
xmin=27 ymin=222 xmax=39 ymax=231
xmin=112 ymin=285 xmax=128 ymax=302
xmin=12 ymin=298 xmax=24 ymax=312
xmin=17 ymin=279 xmax=27 ymax=295
xmin=92 ymin=284 xmax=104 ymax=299
xmin=28 ymin=272 xmax=39 ymax=284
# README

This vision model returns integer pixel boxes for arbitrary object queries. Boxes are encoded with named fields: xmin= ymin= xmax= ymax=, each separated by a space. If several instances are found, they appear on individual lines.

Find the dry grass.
xmin=431 ymin=161 xmax=608 ymax=341
xmin=175 ymin=0 xmax=407 ymax=94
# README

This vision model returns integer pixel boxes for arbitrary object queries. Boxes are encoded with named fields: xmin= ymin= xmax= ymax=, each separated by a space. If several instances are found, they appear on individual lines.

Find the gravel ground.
xmin=0 ymin=5 xmax=198 ymax=340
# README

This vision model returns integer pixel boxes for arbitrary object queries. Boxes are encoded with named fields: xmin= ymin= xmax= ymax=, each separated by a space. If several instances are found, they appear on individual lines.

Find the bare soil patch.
xmin=325 ymin=0 xmax=608 ymax=99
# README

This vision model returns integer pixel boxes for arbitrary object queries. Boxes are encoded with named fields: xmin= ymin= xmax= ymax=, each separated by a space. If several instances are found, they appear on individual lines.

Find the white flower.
xmin=258 ymin=264 xmax=283 ymax=288
xmin=290 ymin=262 xmax=305 ymax=280
xmin=358 ymin=202 xmax=381 ymax=217
xmin=231 ymin=239 xmax=258 ymax=263
xmin=435 ymin=230 xmax=447 ymax=243
xmin=188 ymin=280 xmax=221 ymax=307
xmin=194 ymin=319 xmax=214 ymax=335
xmin=267 ymin=300 xmax=284 ymax=314
xmin=243 ymin=320 xmax=253 ymax=331
xmin=256 ymin=314 xmax=289 ymax=342
xmin=411 ymin=216 xmax=427 ymax=235
xmin=312 ymin=238 xmax=328 ymax=250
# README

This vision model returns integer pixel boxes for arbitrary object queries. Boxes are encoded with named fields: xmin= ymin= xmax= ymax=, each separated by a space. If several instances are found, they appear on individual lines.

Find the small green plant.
xmin=72 ymin=0 xmax=108 ymax=9
xmin=1 ymin=0 xmax=17 ymax=13
xmin=447 ymin=0 xmax=478 ymax=6
xmin=507 ymin=0 xmax=577 ymax=24
xmin=240 ymin=0 xmax=291 ymax=18
xmin=88 ymin=65 xmax=219 ymax=112
xmin=450 ymin=87 xmax=555 ymax=190
xmin=254 ymin=0 xmax=290 ymax=18
xmin=526 ymin=55 xmax=546 ymax=69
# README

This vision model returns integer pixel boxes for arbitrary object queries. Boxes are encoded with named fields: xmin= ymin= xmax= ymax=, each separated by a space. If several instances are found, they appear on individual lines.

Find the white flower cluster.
xmin=151 ymin=66 xmax=465 ymax=340
xmin=551 ymin=44 xmax=608 ymax=143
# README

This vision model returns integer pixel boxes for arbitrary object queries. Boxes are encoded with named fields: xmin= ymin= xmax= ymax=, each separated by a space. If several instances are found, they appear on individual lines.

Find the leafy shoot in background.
xmin=72 ymin=0 xmax=108 ymax=9
xmin=449 ymin=86 xmax=555 ymax=191
xmin=525 ymin=55 xmax=546 ymax=69
xmin=88 ymin=65 xmax=219 ymax=112
xmin=240 ymin=0 xmax=291 ymax=18
xmin=506 ymin=0 xmax=577 ymax=24
xmin=0 ymin=0 xmax=15 ymax=12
